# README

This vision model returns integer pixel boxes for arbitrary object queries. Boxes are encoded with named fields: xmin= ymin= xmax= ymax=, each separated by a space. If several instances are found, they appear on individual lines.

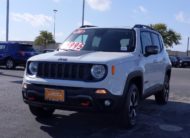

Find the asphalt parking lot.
xmin=0 ymin=67 xmax=190 ymax=138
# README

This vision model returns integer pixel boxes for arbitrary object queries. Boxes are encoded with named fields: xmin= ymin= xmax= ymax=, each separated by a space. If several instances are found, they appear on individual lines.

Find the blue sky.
xmin=0 ymin=0 xmax=190 ymax=51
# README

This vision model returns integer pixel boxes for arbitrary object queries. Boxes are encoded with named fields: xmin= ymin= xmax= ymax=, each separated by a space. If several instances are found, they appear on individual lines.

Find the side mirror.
xmin=145 ymin=45 xmax=159 ymax=56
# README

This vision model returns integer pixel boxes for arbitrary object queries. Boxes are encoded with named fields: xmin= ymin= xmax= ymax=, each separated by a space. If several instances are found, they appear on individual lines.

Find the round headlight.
xmin=28 ymin=62 xmax=38 ymax=76
xmin=91 ymin=65 xmax=106 ymax=80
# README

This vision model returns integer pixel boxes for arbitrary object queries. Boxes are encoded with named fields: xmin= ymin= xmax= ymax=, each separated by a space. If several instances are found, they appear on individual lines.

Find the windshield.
xmin=59 ymin=28 xmax=135 ymax=52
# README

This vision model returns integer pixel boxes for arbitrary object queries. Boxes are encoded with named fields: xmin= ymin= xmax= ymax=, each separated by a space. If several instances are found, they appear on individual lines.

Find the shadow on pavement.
xmin=0 ymin=73 xmax=23 ymax=79
xmin=37 ymin=113 xmax=118 ymax=138
xmin=11 ymin=80 xmax=23 ymax=84
xmin=0 ymin=67 xmax=24 ymax=79
xmin=36 ymin=99 xmax=190 ymax=138
xmin=0 ymin=66 xmax=25 ymax=71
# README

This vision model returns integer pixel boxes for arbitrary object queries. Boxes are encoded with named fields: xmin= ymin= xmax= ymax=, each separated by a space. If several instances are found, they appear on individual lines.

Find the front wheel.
xmin=119 ymin=83 xmax=140 ymax=128
xmin=29 ymin=105 xmax=55 ymax=118
xmin=155 ymin=75 xmax=170 ymax=105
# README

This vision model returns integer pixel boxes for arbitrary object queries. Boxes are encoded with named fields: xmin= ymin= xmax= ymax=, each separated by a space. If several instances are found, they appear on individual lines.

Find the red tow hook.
xmin=81 ymin=101 xmax=90 ymax=107
xmin=28 ymin=97 xmax=35 ymax=101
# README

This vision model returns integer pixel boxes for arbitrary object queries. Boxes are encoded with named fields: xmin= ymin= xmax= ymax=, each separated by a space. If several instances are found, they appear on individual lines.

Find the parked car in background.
xmin=42 ymin=49 xmax=55 ymax=53
xmin=0 ymin=42 xmax=38 ymax=69
xmin=178 ymin=56 xmax=190 ymax=68
xmin=169 ymin=56 xmax=179 ymax=67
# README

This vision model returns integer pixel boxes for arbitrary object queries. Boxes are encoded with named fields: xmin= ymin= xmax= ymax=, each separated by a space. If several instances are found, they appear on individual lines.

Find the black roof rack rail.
xmin=80 ymin=25 xmax=97 ymax=28
xmin=133 ymin=24 xmax=154 ymax=30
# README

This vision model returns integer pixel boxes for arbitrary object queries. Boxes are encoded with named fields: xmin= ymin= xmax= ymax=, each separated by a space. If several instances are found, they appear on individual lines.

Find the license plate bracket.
xmin=45 ymin=88 xmax=65 ymax=102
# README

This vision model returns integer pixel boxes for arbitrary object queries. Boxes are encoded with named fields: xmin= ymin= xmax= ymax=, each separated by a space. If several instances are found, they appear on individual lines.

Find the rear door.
xmin=141 ymin=31 xmax=158 ymax=91
xmin=151 ymin=33 xmax=165 ymax=85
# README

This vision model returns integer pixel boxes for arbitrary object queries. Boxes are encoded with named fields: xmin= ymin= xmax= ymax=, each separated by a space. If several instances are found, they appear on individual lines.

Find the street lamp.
xmin=187 ymin=37 xmax=189 ymax=56
xmin=82 ymin=0 xmax=85 ymax=26
xmin=6 ymin=0 xmax=9 ymax=42
xmin=53 ymin=9 xmax=58 ymax=41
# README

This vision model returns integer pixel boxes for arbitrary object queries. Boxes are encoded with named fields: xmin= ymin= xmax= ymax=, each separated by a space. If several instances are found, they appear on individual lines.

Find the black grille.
xmin=37 ymin=62 xmax=93 ymax=81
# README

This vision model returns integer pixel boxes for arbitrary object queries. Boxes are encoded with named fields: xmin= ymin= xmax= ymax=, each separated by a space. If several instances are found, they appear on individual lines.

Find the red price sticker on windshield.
xmin=62 ymin=42 xmax=84 ymax=51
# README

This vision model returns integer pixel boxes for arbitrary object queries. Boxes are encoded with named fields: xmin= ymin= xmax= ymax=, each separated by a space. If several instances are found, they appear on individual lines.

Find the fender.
xmin=165 ymin=64 xmax=172 ymax=80
xmin=121 ymin=71 xmax=144 ymax=105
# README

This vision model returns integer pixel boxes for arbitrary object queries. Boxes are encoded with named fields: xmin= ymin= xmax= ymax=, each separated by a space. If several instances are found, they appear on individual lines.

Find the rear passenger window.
xmin=151 ymin=33 xmax=161 ymax=52
xmin=141 ymin=32 xmax=152 ymax=53
xmin=92 ymin=36 xmax=101 ymax=48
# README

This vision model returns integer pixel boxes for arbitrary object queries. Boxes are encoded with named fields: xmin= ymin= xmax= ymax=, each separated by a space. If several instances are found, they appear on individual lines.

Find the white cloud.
xmin=138 ymin=6 xmax=147 ymax=13
xmin=56 ymin=32 xmax=64 ymax=37
xmin=133 ymin=5 xmax=148 ymax=14
xmin=52 ymin=0 xmax=60 ymax=3
xmin=77 ymin=20 xmax=93 ymax=27
xmin=0 ymin=0 xmax=5 ymax=3
xmin=86 ymin=0 xmax=111 ymax=12
xmin=0 ymin=30 xmax=5 ymax=35
xmin=84 ymin=20 xmax=92 ymax=25
xmin=11 ymin=12 xmax=53 ymax=27
xmin=175 ymin=11 xmax=190 ymax=24
xmin=0 ymin=29 xmax=5 ymax=41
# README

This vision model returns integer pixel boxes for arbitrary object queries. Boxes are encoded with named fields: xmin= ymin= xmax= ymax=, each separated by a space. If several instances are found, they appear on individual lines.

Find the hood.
xmin=28 ymin=50 xmax=134 ymax=64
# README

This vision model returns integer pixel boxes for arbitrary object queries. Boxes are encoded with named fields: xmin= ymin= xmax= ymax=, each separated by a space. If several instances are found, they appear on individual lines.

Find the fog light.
xmin=23 ymin=91 xmax=27 ymax=98
xmin=22 ymin=83 xmax=28 ymax=89
xmin=28 ymin=96 xmax=35 ymax=101
xmin=96 ymin=89 xmax=107 ymax=95
xmin=104 ymin=100 xmax=111 ymax=107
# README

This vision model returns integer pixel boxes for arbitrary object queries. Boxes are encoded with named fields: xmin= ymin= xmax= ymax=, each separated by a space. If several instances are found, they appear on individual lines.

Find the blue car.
xmin=0 ymin=42 xmax=38 ymax=69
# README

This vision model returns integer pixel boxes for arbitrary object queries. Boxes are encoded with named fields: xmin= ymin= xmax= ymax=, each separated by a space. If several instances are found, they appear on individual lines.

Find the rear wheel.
xmin=6 ymin=59 xmax=15 ymax=69
xmin=119 ymin=83 xmax=140 ymax=128
xmin=155 ymin=75 xmax=170 ymax=105
xmin=29 ymin=105 xmax=55 ymax=118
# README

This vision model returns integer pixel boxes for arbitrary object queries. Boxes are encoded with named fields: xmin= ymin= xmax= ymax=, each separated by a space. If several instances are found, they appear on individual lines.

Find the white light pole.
xmin=53 ymin=9 xmax=58 ymax=41
xmin=6 ymin=0 xmax=9 ymax=42
xmin=187 ymin=37 xmax=189 ymax=56
xmin=82 ymin=0 xmax=85 ymax=26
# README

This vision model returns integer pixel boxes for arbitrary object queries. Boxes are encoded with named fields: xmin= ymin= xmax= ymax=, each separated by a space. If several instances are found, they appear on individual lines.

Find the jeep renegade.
xmin=22 ymin=25 xmax=171 ymax=127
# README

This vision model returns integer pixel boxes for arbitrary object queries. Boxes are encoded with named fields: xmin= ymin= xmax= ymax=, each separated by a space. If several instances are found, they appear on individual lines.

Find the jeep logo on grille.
xmin=58 ymin=58 xmax=68 ymax=62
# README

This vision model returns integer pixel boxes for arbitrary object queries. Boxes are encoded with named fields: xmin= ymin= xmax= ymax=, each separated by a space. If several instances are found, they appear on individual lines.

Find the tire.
xmin=29 ymin=105 xmax=55 ymax=118
xmin=119 ymin=83 xmax=140 ymax=128
xmin=6 ymin=59 xmax=15 ymax=69
xmin=155 ymin=75 xmax=170 ymax=105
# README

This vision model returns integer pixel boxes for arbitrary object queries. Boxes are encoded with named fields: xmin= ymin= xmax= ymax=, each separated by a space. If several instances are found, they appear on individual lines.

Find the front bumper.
xmin=22 ymin=83 xmax=124 ymax=112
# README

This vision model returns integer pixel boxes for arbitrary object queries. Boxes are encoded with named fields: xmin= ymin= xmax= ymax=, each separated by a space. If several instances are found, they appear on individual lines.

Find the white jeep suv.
xmin=22 ymin=25 xmax=171 ymax=127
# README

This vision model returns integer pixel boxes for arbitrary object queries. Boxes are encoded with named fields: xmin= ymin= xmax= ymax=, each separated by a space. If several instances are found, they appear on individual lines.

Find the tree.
xmin=150 ymin=23 xmax=181 ymax=48
xmin=34 ymin=31 xmax=55 ymax=47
